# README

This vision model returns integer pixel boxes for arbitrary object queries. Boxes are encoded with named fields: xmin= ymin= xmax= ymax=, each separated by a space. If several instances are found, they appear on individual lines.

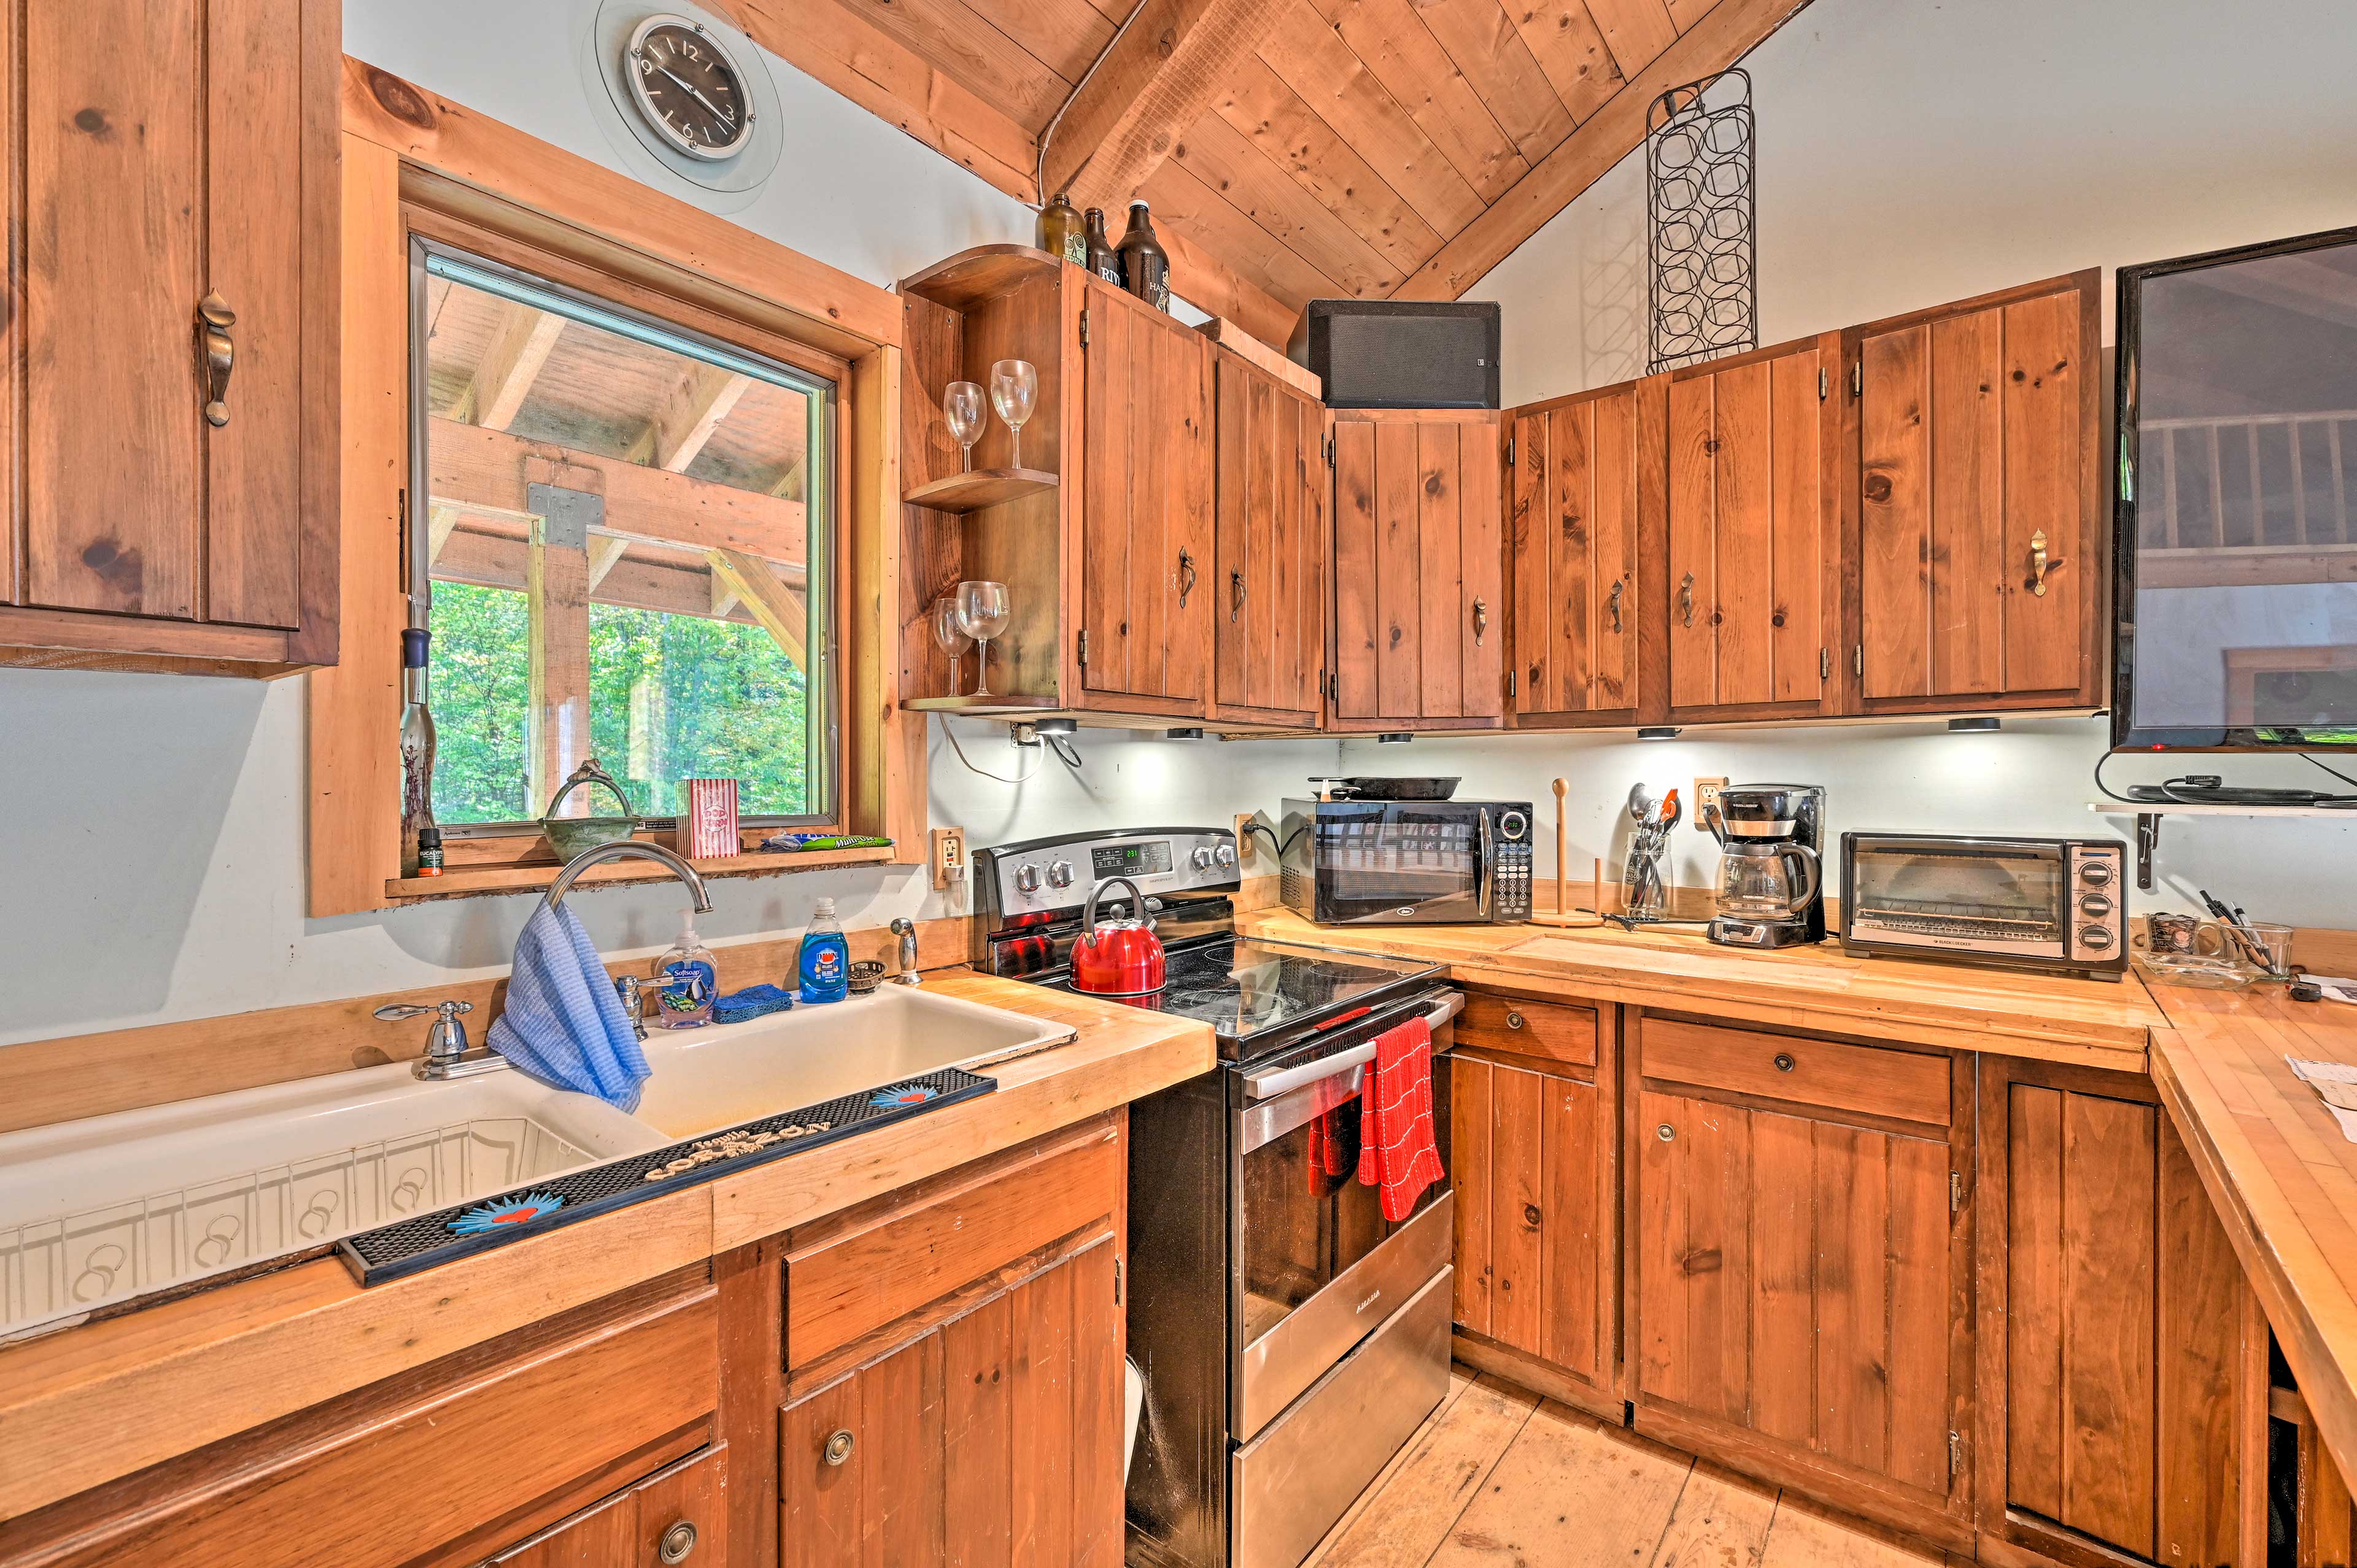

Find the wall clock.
xmin=623 ymin=14 xmax=753 ymax=163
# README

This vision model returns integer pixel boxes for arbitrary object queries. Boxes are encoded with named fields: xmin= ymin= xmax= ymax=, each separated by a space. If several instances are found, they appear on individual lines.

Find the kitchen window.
xmin=410 ymin=241 xmax=835 ymax=833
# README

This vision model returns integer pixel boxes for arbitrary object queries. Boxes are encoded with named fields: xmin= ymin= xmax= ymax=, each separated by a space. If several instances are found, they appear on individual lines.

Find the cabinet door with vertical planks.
xmin=1212 ymin=350 xmax=1325 ymax=727
xmin=1852 ymin=271 xmax=2102 ymax=712
xmin=1664 ymin=337 xmax=1838 ymax=722
xmin=1507 ymin=384 xmax=1641 ymax=725
xmin=1078 ymin=281 xmax=1212 ymax=716
xmin=1330 ymin=410 xmax=1505 ymax=730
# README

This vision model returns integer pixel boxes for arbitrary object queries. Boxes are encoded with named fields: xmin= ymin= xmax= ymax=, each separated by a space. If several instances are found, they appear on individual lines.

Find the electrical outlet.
xmin=1693 ymin=777 xmax=1728 ymax=827
xmin=930 ymin=827 xmax=967 ymax=890
xmin=1234 ymin=812 xmax=1258 ymax=864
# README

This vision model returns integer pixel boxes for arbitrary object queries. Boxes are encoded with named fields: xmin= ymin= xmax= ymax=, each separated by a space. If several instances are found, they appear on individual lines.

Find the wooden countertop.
xmin=0 ymin=972 xmax=1212 ymax=1521
xmin=2149 ymin=979 xmax=2357 ymax=1489
xmin=1237 ymin=909 xmax=2165 ymax=1070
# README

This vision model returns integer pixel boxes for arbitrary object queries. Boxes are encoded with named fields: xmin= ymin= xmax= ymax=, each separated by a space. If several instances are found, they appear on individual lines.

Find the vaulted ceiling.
xmin=721 ymin=0 xmax=1811 ymax=346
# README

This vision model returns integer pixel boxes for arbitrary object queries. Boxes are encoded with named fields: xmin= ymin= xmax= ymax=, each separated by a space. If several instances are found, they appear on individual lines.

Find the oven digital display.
xmin=1092 ymin=841 xmax=1174 ymax=878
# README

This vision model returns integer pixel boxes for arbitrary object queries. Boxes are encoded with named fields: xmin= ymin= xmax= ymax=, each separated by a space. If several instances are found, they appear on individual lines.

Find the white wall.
xmin=0 ymin=0 xmax=1331 ymax=1051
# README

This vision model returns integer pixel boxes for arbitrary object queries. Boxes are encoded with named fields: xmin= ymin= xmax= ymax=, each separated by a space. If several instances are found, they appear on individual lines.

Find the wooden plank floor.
xmin=1304 ymin=1367 xmax=1945 ymax=1568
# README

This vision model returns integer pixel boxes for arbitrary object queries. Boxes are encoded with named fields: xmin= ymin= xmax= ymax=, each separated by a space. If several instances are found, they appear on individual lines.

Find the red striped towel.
xmin=1357 ymin=1016 xmax=1444 ymax=1222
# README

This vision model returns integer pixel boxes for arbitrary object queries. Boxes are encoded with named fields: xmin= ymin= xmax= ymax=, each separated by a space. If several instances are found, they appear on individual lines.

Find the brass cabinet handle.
xmin=1678 ymin=573 xmax=1696 ymax=628
xmin=1608 ymin=578 xmax=1624 ymax=634
xmin=1657 ymin=1123 xmax=1676 ymax=1142
xmin=2027 ymin=530 xmax=2061 ymax=597
xmin=1472 ymin=597 xmax=1488 ymax=646
xmin=659 ymin=1521 xmax=698 ymax=1564
xmin=1505 ymin=1011 xmax=1526 ymax=1030
xmin=1231 ymin=568 xmax=1246 ymax=624
xmin=824 ymin=1429 xmax=855 ymax=1466
xmin=198 ymin=293 xmax=236 ymax=428
xmin=1178 ymin=548 xmax=1197 ymax=608
xmin=1773 ymin=1052 xmax=1796 ymax=1072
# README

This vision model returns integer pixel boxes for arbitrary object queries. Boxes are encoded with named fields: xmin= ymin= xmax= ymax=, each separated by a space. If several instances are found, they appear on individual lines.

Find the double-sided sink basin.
xmin=0 ymin=985 xmax=1073 ymax=1340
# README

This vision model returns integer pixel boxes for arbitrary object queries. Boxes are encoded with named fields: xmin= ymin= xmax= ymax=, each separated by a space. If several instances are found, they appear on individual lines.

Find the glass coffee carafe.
xmin=1713 ymin=838 xmax=1821 ymax=922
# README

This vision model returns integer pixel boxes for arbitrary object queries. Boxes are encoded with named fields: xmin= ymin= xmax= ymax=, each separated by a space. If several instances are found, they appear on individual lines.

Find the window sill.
xmin=384 ymin=843 xmax=897 ymax=903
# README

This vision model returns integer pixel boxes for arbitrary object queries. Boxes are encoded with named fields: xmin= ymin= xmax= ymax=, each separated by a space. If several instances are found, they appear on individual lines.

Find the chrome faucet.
xmin=613 ymin=974 xmax=652 ymax=1040
xmin=891 ymin=917 xmax=921 ymax=985
xmin=373 ymin=998 xmax=497 ymax=1081
xmin=546 ymin=840 xmax=715 ymax=913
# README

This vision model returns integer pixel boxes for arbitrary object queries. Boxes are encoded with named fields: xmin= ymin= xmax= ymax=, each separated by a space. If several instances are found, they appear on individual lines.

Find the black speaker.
xmin=1304 ymin=299 xmax=1500 ymax=409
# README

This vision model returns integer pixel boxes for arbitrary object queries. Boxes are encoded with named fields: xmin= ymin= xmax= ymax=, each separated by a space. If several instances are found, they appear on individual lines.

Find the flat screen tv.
xmin=2115 ymin=224 xmax=2357 ymax=750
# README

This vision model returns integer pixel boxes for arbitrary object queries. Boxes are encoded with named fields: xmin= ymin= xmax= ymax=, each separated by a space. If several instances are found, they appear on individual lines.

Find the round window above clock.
xmin=623 ymin=14 xmax=753 ymax=163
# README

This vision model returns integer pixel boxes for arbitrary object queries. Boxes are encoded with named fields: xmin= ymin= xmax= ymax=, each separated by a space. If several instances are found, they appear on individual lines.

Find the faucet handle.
xmin=375 ymin=1000 xmax=477 ymax=1068
xmin=373 ymin=998 xmax=474 ymax=1024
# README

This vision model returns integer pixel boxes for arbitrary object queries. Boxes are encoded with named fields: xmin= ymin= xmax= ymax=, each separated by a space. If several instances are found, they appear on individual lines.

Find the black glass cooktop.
xmin=1039 ymin=936 xmax=1442 ymax=1055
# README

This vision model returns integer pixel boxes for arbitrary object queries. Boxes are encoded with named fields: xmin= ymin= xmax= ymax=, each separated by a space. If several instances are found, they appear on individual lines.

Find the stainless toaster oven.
xmin=1838 ymin=833 xmax=2128 ymax=979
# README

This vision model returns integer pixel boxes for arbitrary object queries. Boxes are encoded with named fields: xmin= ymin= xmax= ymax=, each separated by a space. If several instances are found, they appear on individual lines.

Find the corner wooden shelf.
xmin=899 ymin=244 xmax=1064 ymax=311
xmin=902 ymin=467 xmax=1059 ymax=514
xmin=385 ymin=843 xmax=897 ymax=903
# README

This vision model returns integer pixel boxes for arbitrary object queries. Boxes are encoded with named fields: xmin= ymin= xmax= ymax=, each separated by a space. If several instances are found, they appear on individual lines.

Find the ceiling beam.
xmin=1158 ymin=221 xmax=1302 ymax=353
xmin=1043 ymin=0 xmax=1285 ymax=213
xmin=1388 ymin=0 xmax=1812 ymax=301
xmin=460 ymin=300 xmax=566 ymax=431
xmin=629 ymin=364 xmax=754 ymax=473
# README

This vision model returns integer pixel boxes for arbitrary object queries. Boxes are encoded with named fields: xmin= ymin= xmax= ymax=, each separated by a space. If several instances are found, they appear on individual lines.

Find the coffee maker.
xmin=1703 ymin=784 xmax=1827 ymax=949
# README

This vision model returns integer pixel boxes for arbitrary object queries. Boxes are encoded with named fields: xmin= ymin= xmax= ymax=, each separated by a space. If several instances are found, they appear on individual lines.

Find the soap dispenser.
xmin=651 ymin=909 xmax=716 ymax=1029
xmin=797 ymin=897 xmax=851 ymax=1004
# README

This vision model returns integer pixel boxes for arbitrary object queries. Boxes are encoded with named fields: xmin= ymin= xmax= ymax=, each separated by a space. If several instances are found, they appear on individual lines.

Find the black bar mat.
xmin=335 ymin=1067 xmax=996 ymax=1286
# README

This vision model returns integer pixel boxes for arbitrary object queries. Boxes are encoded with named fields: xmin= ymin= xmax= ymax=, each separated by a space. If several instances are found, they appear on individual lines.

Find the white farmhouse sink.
xmin=0 ymin=1065 xmax=664 ymax=1340
xmin=629 ymin=984 xmax=1076 ymax=1140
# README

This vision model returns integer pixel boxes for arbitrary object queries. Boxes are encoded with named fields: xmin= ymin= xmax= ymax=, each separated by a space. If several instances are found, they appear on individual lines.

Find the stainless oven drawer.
xmin=1239 ymin=1192 xmax=1452 ymax=1438
xmin=1231 ymin=1266 xmax=1452 ymax=1568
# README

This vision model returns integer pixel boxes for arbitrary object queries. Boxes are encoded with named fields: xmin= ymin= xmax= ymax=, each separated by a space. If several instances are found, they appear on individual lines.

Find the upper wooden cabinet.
xmin=1330 ymin=410 xmax=1505 ymax=731
xmin=1212 ymin=349 xmax=1326 ymax=728
xmin=1507 ymin=384 xmax=1646 ymax=725
xmin=0 ymin=0 xmax=338 ymax=675
xmin=1849 ymin=271 xmax=2104 ymax=712
xmin=1663 ymin=336 xmax=1842 ymax=723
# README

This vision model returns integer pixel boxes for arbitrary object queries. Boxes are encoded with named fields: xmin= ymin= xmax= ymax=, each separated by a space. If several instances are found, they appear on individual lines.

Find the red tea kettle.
xmin=1070 ymin=875 xmax=1166 ymax=996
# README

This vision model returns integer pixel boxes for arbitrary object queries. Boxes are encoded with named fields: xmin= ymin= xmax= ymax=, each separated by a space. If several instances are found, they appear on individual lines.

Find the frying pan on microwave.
xmin=1307 ymin=776 xmax=1461 ymax=800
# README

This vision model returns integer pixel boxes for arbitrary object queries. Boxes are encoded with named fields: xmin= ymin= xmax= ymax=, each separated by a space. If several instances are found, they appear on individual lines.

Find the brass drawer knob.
xmin=824 ymin=1429 xmax=855 ymax=1466
xmin=1773 ymin=1052 xmax=1796 ymax=1072
xmin=1506 ymin=1011 xmax=1526 ymax=1030
xmin=659 ymin=1521 xmax=698 ymax=1564
xmin=1657 ymin=1123 xmax=1675 ymax=1141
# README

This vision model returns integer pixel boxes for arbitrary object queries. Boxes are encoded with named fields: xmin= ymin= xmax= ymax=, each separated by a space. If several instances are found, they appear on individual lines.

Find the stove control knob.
xmin=2079 ymin=860 xmax=2116 ymax=887
xmin=1192 ymin=846 xmax=1217 ymax=870
xmin=1215 ymin=843 xmax=1237 ymax=868
xmin=2079 ymin=925 xmax=2116 ymax=951
xmin=1047 ymin=859 xmax=1074 ymax=889
xmin=2078 ymin=892 xmax=2113 ymax=919
xmin=1014 ymin=864 xmax=1042 ymax=894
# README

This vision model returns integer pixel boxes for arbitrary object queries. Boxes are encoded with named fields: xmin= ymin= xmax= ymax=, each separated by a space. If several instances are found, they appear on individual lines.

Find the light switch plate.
xmin=1693 ymin=778 xmax=1728 ymax=827
xmin=930 ymin=827 xmax=967 ymax=889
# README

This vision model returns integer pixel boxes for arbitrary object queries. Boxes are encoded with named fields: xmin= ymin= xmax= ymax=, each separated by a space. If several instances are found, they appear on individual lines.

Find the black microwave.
xmin=1279 ymin=798 xmax=1532 ymax=925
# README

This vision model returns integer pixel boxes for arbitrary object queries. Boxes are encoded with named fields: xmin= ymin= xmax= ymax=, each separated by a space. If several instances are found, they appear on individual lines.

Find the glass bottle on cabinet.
xmin=1037 ymin=192 xmax=1086 ymax=268
xmin=1116 ymin=199 xmax=1171 ymax=312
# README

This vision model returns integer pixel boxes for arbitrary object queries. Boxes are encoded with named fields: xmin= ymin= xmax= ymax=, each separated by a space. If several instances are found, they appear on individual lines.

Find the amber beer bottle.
xmin=1083 ymin=207 xmax=1122 ymax=286
xmin=1116 ymin=199 xmax=1171 ymax=312
xmin=1036 ymin=191 xmax=1087 ymax=268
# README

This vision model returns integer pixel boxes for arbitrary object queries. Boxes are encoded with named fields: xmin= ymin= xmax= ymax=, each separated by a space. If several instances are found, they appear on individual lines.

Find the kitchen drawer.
xmin=1639 ymin=1016 xmax=1951 ymax=1127
xmin=784 ymin=1118 xmax=1123 ymax=1371
xmin=1455 ymin=994 xmax=1598 ymax=1068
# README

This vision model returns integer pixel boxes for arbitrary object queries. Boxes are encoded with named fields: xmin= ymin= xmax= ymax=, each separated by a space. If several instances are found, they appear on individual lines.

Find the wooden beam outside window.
xmin=629 ymin=363 xmax=754 ymax=473
xmin=526 ymin=509 xmax=592 ymax=816
xmin=460 ymin=299 xmax=565 ymax=430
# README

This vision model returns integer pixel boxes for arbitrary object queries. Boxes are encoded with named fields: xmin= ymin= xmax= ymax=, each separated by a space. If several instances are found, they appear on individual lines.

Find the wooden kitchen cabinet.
xmin=487 ymin=1445 xmax=727 ymax=1567
xmin=1330 ymin=409 xmax=1506 ymax=730
xmin=1975 ymin=1057 xmax=2266 ymax=1568
xmin=1627 ymin=1014 xmax=1972 ymax=1545
xmin=0 ymin=0 xmax=339 ymax=675
xmin=1449 ymin=992 xmax=1619 ymax=1415
xmin=1506 ymin=382 xmax=1646 ymax=725
xmin=1849 ymin=271 xmax=2103 ymax=714
xmin=1663 ymin=335 xmax=1842 ymax=722
xmin=1212 ymin=347 xmax=1326 ymax=728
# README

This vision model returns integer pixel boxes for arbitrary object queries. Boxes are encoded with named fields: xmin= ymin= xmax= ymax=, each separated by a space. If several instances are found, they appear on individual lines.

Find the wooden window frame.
xmin=312 ymin=60 xmax=918 ymax=914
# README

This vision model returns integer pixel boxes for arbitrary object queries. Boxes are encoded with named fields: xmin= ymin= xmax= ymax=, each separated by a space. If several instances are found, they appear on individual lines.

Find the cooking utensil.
xmin=1071 ymin=875 xmax=1167 ymax=996
xmin=1306 ymin=776 xmax=1461 ymax=801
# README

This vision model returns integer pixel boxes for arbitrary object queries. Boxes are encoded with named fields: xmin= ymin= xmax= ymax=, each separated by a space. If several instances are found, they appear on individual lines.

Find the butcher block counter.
xmin=0 ymin=971 xmax=1213 ymax=1527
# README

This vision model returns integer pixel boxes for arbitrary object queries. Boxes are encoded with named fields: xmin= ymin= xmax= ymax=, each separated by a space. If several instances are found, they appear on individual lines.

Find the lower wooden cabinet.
xmin=1627 ymin=1014 xmax=1970 ymax=1536
xmin=489 ymin=1445 xmax=728 ymax=1567
xmin=1976 ymin=1057 xmax=2266 ymax=1568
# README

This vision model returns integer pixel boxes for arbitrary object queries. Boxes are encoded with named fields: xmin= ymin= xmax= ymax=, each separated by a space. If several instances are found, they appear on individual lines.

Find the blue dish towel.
xmin=487 ymin=901 xmax=651 ymax=1113
xmin=714 ymin=984 xmax=795 ymax=1025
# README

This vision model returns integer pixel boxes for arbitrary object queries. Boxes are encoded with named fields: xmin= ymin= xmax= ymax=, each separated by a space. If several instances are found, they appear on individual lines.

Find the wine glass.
xmin=989 ymin=360 xmax=1038 ymax=469
xmin=942 ymin=381 xmax=985 ymax=473
xmin=954 ymin=581 xmax=1013 ymax=698
xmin=932 ymin=595 xmax=972 ymax=696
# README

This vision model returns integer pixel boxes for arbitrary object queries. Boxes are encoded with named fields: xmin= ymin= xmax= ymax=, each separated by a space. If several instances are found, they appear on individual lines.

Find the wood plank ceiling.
xmin=722 ymin=0 xmax=1811 ymax=346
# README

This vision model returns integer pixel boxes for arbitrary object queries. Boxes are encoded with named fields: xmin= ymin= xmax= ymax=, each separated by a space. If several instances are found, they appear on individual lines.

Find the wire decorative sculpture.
xmin=1646 ymin=69 xmax=1756 ymax=375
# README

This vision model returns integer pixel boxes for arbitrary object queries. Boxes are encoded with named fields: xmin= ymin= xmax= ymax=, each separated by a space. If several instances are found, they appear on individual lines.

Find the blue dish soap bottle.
xmin=651 ymin=910 xmax=716 ymax=1029
xmin=797 ymin=897 xmax=851 ymax=1004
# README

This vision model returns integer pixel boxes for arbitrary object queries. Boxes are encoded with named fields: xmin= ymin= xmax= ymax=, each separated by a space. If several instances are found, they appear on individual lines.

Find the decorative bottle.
xmin=398 ymin=628 xmax=438 ymax=876
xmin=1037 ymin=191 xmax=1087 ymax=268
xmin=1116 ymin=199 xmax=1171 ymax=312
xmin=1083 ymin=207 xmax=1122 ymax=286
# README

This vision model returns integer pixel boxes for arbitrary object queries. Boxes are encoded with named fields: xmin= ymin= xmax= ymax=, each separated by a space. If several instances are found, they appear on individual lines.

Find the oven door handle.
xmin=1240 ymin=991 xmax=1464 ymax=1101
